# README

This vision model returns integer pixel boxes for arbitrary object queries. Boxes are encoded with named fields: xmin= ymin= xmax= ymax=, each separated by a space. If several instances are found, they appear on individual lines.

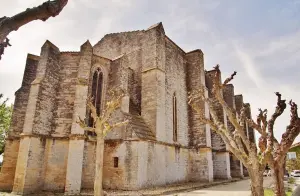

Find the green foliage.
xmin=0 ymin=94 xmax=13 ymax=155
xmin=288 ymin=177 xmax=296 ymax=184
xmin=264 ymin=189 xmax=292 ymax=196
xmin=286 ymin=159 xmax=300 ymax=173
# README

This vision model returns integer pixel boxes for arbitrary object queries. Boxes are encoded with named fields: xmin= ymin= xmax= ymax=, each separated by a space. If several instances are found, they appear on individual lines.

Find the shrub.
xmin=288 ymin=177 xmax=295 ymax=184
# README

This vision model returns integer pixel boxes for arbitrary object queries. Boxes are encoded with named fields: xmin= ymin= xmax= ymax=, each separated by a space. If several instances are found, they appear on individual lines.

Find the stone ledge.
xmin=69 ymin=134 xmax=86 ymax=140
xmin=96 ymin=138 xmax=213 ymax=151
xmin=142 ymin=67 xmax=165 ymax=74
xmin=18 ymin=133 xmax=70 ymax=140
xmin=6 ymin=134 xmax=214 ymax=150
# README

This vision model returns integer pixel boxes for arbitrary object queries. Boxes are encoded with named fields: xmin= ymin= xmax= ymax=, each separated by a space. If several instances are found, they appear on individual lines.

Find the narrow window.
xmin=88 ymin=68 xmax=103 ymax=127
xmin=173 ymin=93 xmax=178 ymax=142
xmin=114 ymin=157 xmax=119 ymax=168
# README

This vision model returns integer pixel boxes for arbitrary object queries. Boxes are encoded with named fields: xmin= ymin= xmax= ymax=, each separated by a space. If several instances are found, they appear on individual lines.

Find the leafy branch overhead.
xmin=77 ymin=90 xmax=129 ymax=138
xmin=76 ymin=89 xmax=128 ymax=196
xmin=188 ymin=65 xmax=300 ymax=196
xmin=0 ymin=0 xmax=68 ymax=60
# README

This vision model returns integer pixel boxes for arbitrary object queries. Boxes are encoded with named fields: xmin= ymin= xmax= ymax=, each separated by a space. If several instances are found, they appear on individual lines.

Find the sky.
xmin=0 ymin=0 xmax=300 ymax=147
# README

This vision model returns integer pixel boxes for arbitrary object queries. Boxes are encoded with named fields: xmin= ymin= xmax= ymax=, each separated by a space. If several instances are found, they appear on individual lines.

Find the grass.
xmin=264 ymin=189 xmax=292 ymax=196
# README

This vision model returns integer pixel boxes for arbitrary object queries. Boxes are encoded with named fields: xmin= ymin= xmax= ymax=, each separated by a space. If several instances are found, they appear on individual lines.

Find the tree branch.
xmin=279 ymin=100 xmax=300 ymax=161
xmin=0 ymin=38 xmax=11 ymax=60
xmin=100 ymin=90 xmax=124 ymax=124
xmin=204 ymin=98 xmax=249 ymax=164
xmin=223 ymin=71 xmax=237 ymax=87
xmin=212 ymin=66 xmax=252 ymax=152
xmin=77 ymin=116 xmax=95 ymax=132
xmin=0 ymin=0 xmax=68 ymax=42
xmin=0 ymin=0 xmax=68 ymax=61
xmin=111 ymin=120 xmax=129 ymax=129
xmin=87 ymin=97 xmax=98 ymax=124
xmin=189 ymin=89 xmax=243 ymax=156
xmin=266 ymin=92 xmax=287 ymax=157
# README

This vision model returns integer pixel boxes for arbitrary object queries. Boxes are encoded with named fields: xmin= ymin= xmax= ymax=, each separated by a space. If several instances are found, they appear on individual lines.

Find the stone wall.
xmin=43 ymin=139 xmax=69 ymax=191
xmin=188 ymin=148 xmax=213 ymax=182
xmin=80 ymin=140 xmax=212 ymax=191
xmin=134 ymin=141 xmax=211 ymax=189
xmin=223 ymin=85 xmax=243 ymax=178
xmin=0 ymin=140 xmax=20 ymax=191
xmin=13 ymin=137 xmax=47 ymax=194
xmin=81 ymin=141 xmax=96 ymax=189
xmin=30 ymin=41 xmax=61 ymax=135
xmin=212 ymin=152 xmax=230 ymax=179
xmin=165 ymin=37 xmax=189 ymax=145
xmin=205 ymin=70 xmax=226 ymax=151
xmin=245 ymin=103 xmax=255 ymax=143
xmin=222 ymin=84 xmax=235 ymax=135
xmin=140 ymin=24 xmax=166 ymax=141
xmin=1 ymin=23 xmax=256 ymax=194
xmin=0 ymin=54 xmax=39 ymax=191
xmin=123 ymin=49 xmax=142 ymax=114
xmin=93 ymin=30 xmax=144 ymax=60
xmin=10 ymin=54 xmax=39 ymax=136
xmin=81 ymin=140 xmax=136 ymax=190
xmin=185 ymin=50 xmax=208 ymax=147
xmin=230 ymin=153 xmax=243 ymax=178
xmin=12 ymin=41 xmax=61 ymax=194
xmin=235 ymin=95 xmax=250 ymax=176
xmin=53 ymin=53 xmax=80 ymax=136
xmin=234 ymin=95 xmax=248 ymax=137
xmin=64 ymin=41 xmax=93 ymax=195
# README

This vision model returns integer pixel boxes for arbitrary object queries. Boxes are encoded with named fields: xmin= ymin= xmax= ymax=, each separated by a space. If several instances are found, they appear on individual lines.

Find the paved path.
xmin=165 ymin=177 xmax=273 ymax=196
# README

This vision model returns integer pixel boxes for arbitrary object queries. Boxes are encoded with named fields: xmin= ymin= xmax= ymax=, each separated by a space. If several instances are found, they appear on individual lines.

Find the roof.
xmin=291 ymin=142 xmax=300 ymax=149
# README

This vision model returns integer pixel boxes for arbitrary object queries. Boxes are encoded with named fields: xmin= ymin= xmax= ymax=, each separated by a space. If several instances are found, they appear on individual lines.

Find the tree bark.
xmin=94 ymin=136 xmax=104 ymax=196
xmin=273 ymin=162 xmax=285 ymax=196
xmin=248 ymin=168 xmax=264 ymax=196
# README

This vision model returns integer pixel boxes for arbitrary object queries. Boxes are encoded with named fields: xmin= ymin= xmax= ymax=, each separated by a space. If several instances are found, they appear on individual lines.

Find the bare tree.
xmin=188 ymin=65 xmax=300 ymax=196
xmin=78 ymin=91 xmax=128 ymax=196
xmin=0 ymin=0 xmax=68 ymax=60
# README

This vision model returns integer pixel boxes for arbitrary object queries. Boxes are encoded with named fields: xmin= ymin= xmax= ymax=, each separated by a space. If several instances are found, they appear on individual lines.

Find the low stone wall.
xmin=82 ymin=140 xmax=213 ymax=191
xmin=212 ymin=151 xmax=231 ymax=179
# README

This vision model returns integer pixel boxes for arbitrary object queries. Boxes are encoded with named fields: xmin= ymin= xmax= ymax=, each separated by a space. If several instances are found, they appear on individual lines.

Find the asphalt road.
xmin=165 ymin=177 xmax=274 ymax=196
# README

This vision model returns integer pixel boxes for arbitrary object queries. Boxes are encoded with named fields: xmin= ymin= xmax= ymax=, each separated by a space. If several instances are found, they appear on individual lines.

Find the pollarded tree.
xmin=188 ymin=65 xmax=300 ymax=196
xmin=0 ymin=0 xmax=68 ymax=60
xmin=77 ymin=90 xmax=128 ymax=196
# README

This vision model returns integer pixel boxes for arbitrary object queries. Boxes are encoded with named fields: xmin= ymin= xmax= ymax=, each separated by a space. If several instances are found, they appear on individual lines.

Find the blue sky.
xmin=1 ymin=0 xmax=300 ymax=146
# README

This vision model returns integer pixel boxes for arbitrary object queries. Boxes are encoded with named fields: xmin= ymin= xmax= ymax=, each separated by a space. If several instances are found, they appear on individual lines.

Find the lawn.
xmin=264 ymin=189 xmax=292 ymax=196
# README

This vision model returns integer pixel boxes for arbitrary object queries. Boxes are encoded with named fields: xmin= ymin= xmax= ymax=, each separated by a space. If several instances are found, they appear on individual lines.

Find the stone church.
xmin=0 ymin=23 xmax=255 ymax=195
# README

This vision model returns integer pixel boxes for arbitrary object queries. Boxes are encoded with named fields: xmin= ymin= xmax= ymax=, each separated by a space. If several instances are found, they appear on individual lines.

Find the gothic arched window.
xmin=88 ymin=68 xmax=103 ymax=127
xmin=173 ymin=93 xmax=178 ymax=142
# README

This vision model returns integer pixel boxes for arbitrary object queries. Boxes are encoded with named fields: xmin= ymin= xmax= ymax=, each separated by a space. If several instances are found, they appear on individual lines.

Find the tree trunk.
xmin=248 ymin=168 xmax=264 ymax=196
xmin=273 ymin=162 xmax=285 ymax=196
xmin=94 ymin=136 xmax=104 ymax=196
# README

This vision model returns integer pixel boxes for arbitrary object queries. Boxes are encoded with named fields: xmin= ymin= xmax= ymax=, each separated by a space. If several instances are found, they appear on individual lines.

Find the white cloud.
xmin=230 ymin=40 xmax=300 ymax=143
xmin=233 ymin=44 xmax=265 ymax=89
